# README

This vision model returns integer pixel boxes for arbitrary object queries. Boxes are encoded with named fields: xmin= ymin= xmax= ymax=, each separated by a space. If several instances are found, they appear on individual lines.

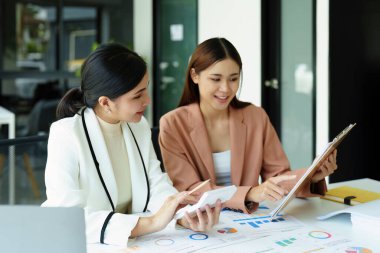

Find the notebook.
xmin=321 ymin=186 xmax=380 ymax=205
xmin=0 ymin=206 xmax=86 ymax=253
xmin=269 ymin=123 xmax=357 ymax=220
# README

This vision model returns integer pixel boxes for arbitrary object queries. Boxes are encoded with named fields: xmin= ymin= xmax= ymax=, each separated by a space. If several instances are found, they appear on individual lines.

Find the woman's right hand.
xmin=132 ymin=192 xmax=197 ymax=237
xmin=151 ymin=191 xmax=198 ymax=231
xmin=177 ymin=199 xmax=222 ymax=232
xmin=131 ymin=192 xmax=221 ymax=237
xmin=246 ymin=175 xmax=296 ymax=203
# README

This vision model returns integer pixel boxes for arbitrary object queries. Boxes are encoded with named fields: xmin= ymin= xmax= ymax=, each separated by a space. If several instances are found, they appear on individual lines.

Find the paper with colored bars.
xmin=127 ymin=206 xmax=374 ymax=253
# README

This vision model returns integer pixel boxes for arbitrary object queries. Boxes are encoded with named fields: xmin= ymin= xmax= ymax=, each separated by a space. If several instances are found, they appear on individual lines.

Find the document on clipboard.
xmin=269 ymin=123 xmax=357 ymax=220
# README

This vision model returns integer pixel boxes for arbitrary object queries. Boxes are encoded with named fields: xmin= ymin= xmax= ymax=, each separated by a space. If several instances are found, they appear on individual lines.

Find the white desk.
xmin=280 ymin=178 xmax=379 ymax=251
xmin=0 ymin=106 xmax=16 ymax=204
xmin=88 ymin=178 xmax=380 ymax=253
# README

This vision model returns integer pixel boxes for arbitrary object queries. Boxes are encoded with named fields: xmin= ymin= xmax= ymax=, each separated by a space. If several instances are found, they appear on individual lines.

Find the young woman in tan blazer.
xmin=159 ymin=38 xmax=337 ymax=214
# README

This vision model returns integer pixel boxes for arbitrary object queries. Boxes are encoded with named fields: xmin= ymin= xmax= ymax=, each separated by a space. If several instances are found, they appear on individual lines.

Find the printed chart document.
xmin=125 ymin=203 xmax=375 ymax=253
xmin=269 ymin=123 xmax=357 ymax=219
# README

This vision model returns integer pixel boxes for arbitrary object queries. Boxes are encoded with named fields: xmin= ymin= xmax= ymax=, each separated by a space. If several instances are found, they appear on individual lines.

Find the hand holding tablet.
xmin=269 ymin=123 xmax=356 ymax=220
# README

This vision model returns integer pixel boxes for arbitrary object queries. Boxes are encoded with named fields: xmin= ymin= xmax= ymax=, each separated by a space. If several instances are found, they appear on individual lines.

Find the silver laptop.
xmin=0 ymin=206 xmax=86 ymax=253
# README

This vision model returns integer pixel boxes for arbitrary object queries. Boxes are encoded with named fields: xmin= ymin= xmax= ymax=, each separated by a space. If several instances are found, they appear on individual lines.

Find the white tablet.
xmin=174 ymin=185 xmax=237 ymax=219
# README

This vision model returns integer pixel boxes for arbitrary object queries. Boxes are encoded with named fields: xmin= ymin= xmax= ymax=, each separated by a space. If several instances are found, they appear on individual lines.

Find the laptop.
xmin=0 ymin=206 xmax=86 ymax=253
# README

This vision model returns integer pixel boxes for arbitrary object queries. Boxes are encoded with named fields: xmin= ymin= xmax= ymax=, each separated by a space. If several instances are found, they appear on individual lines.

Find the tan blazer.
xmin=159 ymin=103 xmax=326 ymax=213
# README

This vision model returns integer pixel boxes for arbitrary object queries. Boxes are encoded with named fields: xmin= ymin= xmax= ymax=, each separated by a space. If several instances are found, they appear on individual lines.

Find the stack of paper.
xmin=318 ymin=199 xmax=380 ymax=233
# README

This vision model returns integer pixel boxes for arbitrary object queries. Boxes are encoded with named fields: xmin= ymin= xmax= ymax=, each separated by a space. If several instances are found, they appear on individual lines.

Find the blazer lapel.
xmin=188 ymin=104 xmax=216 ymax=182
xmin=121 ymin=123 xmax=148 ymax=213
xmin=84 ymin=109 xmax=118 ymax=209
xmin=229 ymin=106 xmax=247 ymax=185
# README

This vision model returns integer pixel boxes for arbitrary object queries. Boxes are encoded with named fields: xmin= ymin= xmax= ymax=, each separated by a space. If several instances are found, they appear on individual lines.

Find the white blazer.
xmin=42 ymin=108 xmax=177 ymax=246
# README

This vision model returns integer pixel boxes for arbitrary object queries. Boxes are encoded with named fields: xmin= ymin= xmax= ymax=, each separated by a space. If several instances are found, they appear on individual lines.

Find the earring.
xmin=105 ymin=108 xmax=111 ymax=113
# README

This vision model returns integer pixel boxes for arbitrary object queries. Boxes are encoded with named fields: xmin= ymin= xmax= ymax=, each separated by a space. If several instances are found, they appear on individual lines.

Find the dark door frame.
xmin=261 ymin=0 xmax=282 ymax=139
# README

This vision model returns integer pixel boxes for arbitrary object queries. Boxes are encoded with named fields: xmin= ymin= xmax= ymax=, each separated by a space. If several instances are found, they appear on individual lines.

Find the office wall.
xmin=198 ymin=0 xmax=261 ymax=105
xmin=133 ymin=0 xmax=329 ymax=149
xmin=316 ymin=0 xmax=329 ymax=170
xmin=329 ymin=0 xmax=379 ymax=182
xmin=133 ymin=0 xmax=153 ymax=124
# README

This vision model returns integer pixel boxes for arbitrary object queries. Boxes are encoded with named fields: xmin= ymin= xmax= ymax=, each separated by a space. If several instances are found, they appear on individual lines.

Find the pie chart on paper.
xmin=345 ymin=247 xmax=373 ymax=253
xmin=217 ymin=227 xmax=238 ymax=234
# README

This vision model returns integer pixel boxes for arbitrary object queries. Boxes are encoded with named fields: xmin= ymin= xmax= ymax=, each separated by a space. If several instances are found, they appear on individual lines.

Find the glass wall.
xmin=0 ymin=0 xmax=133 ymax=204
xmin=281 ymin=0 xmax=314 ymax=169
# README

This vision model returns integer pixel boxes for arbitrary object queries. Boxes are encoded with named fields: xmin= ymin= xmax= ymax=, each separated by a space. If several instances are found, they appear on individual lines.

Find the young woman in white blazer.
xmin=42 ymin=43 xmax=221 ymax=246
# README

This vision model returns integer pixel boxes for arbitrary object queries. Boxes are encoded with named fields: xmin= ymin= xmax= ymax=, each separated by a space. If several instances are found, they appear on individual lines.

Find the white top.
xmin=212 ymin=150 xmax=231 ymax=186
xmin=97 ymin=116 xmax=132 ymax=214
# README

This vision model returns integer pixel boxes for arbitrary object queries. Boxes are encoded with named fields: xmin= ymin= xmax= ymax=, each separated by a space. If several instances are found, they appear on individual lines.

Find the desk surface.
xmin=281 ymin=178 xmax=380 ymax=251
xmin=88 ymin=178 xmax=380 ymax=253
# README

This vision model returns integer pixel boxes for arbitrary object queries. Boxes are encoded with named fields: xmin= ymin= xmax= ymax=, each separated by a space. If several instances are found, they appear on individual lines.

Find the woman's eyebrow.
xmin=209 ymin=73 xmax=239 ymax=76
xmin=134 ymin=87 xmax=146 ymax=94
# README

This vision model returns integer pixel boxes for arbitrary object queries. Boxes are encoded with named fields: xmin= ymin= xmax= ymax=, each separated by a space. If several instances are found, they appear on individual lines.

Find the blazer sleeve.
xmin=42 ymin=122 xmax=140 ymax=247
xmin=159 ymin=116 xmax=207 ymax=191
xmin=259 ymin=109 xmax=327 ymax=197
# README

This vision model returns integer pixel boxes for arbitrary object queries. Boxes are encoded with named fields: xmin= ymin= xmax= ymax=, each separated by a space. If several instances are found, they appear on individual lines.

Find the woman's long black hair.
xmin=56 ymin=43 xmax=147 ymax=119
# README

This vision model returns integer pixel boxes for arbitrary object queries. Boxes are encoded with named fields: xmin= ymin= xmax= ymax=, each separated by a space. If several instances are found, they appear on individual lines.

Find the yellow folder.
xmin=322 ymin=186 xmax=380 ymax=205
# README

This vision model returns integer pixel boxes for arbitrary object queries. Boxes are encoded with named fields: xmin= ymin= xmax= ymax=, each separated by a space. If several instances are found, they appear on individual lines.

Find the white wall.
xmin=133 ymin=0 xmax=153 ymax=125
xmin=316 ymin=0 xmax=329 ymax=171
xmin=198 ymin=0 xmax=261 ymax=105
xmin=134 ymin=0 xmax=328 ymax=139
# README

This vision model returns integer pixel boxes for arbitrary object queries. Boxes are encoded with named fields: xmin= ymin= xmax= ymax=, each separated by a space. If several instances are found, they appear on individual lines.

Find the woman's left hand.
xmin=311 ymin=149 xmax=338 ymax=183
xmin=177 ymin=200 xmax=222 ymax=232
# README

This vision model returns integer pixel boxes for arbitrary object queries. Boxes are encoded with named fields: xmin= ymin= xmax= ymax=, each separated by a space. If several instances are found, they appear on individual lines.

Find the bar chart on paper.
xmin=228 ymin=214 xmax=304 ymax=233
xmin=275 ymin=237 xmax=296 ymax=247
xmin=243 ymin=216 xmax=286 ymax=228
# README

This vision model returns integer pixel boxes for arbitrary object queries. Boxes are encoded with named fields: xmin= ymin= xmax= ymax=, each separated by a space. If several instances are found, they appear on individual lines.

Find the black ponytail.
xmin=56 ymin=87 xmax=85 ymax=120
xmin=56 ymin=43 xmax=147 ymax=120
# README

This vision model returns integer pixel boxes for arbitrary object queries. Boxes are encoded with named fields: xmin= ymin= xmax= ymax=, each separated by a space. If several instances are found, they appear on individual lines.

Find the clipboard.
xmin=269 ymin=123 xmax=357 ymax=220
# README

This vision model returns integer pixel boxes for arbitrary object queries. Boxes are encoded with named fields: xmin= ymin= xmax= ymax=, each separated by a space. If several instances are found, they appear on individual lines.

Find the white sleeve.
xmin=42 ymin=122 xmax=140 ymax=246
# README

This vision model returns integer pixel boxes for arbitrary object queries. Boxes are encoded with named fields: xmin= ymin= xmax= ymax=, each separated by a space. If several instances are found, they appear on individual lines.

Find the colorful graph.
xmin=155 ymin=239 xmax=175 ymax=246
xmin=308 ymin=231 xmax=332 ymax=239
xmin=233 ymin=214 xmax=283 ymax=223
xmin=238 ymin=216 xmax=286 ymax=228
xmin=345 ymin=247 xmax=373 ymax=253
xmin=217 ymin=227 xmax=238 ymax=234
xmin=275 ymin=237 xmax=296 ymax=247
xmin=189 ymin=233 xmax=208 ymax=240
